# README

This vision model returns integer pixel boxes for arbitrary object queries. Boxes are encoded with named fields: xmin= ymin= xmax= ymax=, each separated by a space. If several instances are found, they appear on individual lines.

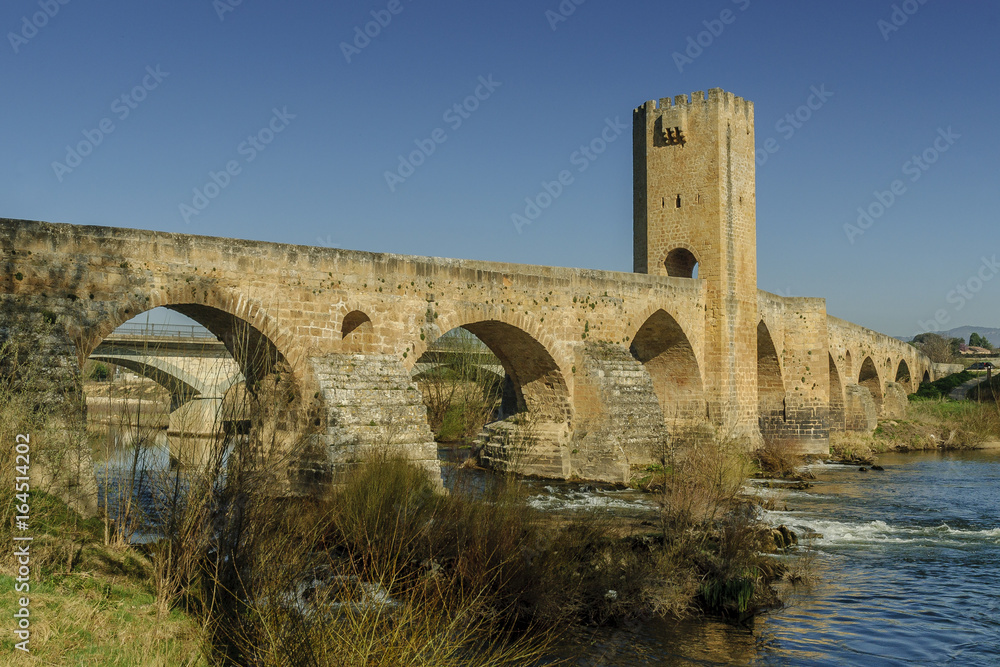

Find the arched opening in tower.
xmin=664 ymin=248 xmax=699 ymax=278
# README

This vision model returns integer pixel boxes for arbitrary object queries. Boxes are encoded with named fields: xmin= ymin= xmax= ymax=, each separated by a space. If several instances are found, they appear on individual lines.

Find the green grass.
xmin=911 ymin=371 xmax=974 ymax=399
xmin=0 ymin=571 xmax=206 ymax=666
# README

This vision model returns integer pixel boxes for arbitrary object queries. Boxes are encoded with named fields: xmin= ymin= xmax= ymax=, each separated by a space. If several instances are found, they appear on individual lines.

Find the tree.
xmin=969 ymin=332 xmax=994 ymax=350
xmin=911 ymin=332 xmax=954 ymax=363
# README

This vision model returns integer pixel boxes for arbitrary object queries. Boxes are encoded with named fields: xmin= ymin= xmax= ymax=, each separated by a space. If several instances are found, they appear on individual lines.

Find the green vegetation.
xmin=831 ymin=372 xmax=1000 ymax=461
xmin=911 ymin=370 xmax=973 ymax=399
xmin=0 ymin=492 xmax=206 ymax=666
xmin=969 ymin=332 xmax=994 ymax=350
xmin=413 ymin=330 xmax=505 ymax=443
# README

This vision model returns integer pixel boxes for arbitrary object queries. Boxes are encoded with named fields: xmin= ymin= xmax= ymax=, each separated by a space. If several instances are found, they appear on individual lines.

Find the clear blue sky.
xmin=2 ymin=0 xmax=997 ymax=338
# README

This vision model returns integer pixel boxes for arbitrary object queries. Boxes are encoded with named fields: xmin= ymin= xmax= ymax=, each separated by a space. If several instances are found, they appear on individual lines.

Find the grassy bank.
xmin=830 ymin=375 xmax=1000 ymax=463
xmin=0 ymin=492 xmax=206 ymax=665
xmin=2 ymin=447 xmax=788 ymax=665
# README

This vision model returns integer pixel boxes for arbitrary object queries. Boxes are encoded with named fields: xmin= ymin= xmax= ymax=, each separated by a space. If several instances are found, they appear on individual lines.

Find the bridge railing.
xmin=105 ymin=323 xmax=219 ymax=341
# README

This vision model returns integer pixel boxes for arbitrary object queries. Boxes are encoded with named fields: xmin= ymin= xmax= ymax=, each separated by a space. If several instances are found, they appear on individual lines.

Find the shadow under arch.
xmin=757 ymin=321 xmax=786 ymax=440
xmin=86 ymin=297 xmax=313 ymax=401
xmin=415 ymin=319 xmax=573 ymax=477
xmin=895 ymin=359 xmax=912 ymax=392
xmin=453 ymin=320 xmax=571 ymax=424
xmin=858 ymin=356 xmax=883 ymax=409
xmin=629 ymin=308 xmax=705 ymax=426
xmin=829 ymin=353 xmax=845 ymax=432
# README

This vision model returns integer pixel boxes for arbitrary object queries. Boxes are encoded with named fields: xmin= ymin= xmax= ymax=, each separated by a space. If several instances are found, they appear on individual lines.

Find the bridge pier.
xmin=310 ymin=353 xmax=440 ymax=480
xmin=567 ymin=341 xmax=666 ymax=481
xmin=844 ymin=384 xmax=879 ymax=432
xmin=0 ymin=300 xmax=98 ymax=516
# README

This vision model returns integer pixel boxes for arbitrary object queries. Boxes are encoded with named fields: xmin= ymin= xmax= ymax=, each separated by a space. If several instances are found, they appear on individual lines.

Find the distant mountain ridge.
xmin=899 ymin=326 xmax=1000 ymax=347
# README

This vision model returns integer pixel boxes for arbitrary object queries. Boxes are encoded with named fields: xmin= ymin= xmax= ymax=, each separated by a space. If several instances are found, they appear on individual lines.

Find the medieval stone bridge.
xmin=0 ymin=88 xmax=934 ymax=484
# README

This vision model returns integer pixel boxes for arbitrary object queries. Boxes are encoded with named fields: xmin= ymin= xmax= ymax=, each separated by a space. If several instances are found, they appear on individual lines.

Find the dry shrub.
xmin=652 ymin=427 xmax=780 ymax=617
xmin=657 ymin=427 xmax=754 ymax=531
xmin=829 ymin=431 xmax=878 ymax=463
xmin=752 ymin=438 xmax=800 ymax=477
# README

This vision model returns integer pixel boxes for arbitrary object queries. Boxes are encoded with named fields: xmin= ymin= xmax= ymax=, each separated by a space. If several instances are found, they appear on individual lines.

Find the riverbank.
xmin=830 ymin=395 xmax=1000 ymax=463
xmin=0 ymin=491 xmax=205 ymax=664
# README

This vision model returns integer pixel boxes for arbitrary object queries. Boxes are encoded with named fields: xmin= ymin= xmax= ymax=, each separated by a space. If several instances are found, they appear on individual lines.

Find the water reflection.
xmin=91 ymin=426 xmax=229 ymax=542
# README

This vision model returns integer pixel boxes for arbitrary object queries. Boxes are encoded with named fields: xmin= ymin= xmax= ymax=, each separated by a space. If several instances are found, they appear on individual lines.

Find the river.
xmin=526 ymin=449 xmax=1000 ymax=666
xmin=99 ymin=438 xmax=1000 ymax=664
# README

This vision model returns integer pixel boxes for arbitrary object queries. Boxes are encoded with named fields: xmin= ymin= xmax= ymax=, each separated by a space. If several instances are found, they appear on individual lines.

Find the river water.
xmin=524 ymin=450 xmax=1000 ymax=666
xmin=100 ymin=439 xmax=1000 ymax=664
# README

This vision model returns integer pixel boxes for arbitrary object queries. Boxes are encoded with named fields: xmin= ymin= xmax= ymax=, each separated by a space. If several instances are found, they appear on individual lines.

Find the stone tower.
xmin=633 ymin=88 xmax=759 ymax=437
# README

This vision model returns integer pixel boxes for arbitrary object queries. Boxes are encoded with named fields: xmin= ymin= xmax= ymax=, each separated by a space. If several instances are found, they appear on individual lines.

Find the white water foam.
xmin=765 ymin=510 xmax=1000 ymax=547
xmin=527 ymin=491 xmax=654 ymax=512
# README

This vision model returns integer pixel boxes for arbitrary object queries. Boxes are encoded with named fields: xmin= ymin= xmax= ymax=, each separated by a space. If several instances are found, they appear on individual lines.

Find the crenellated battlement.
xmin=635 ymin=87 xmax=753 ymax=119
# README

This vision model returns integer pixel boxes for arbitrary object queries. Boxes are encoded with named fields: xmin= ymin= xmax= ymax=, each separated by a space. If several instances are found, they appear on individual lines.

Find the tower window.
xmin=675 ymin=195 xmax=681 ymax=208
xmin=664 ymin=248 xmax=699 ymax=278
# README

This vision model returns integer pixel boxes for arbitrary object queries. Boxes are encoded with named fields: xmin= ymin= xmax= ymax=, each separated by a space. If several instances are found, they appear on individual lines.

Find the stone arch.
xmin=629 ymin=309 xmax=705 ymax=426
xmin=421 ymin=316 xmax=572 ymax=477
xmin=84 ymin=288 xmax=313 ymax=395
xmin=844 ymin=349 xmax=853 ymax=379
xmin=342 ymin=310 xmax=372 ymax=338
xmin=922 ymin=370 xmax=931 ymax=384
xmin=895 ymin=359 xmax=912 ymax=392
xmin=663 ymin=247 xmax=699 ymax=278
xmin=858 ymin=356 xmax=883 ymax=408
xmin=757 ymin=321 xmax=786 ymax=439
xmin=829 ymin=353 xmax=845 ymax=432
xmin=341 ymin=309 xmax=374 ymax=352
xmin=84 ymin=293 xmax=323 ymax=440
xmin=452 ymin=320 xmax=571 ymax=425
xmin=427 ymin=308 xmax=569 ymax=379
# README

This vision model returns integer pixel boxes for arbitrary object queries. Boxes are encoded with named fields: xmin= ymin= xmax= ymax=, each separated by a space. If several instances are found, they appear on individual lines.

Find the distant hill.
xmin=900 ymin=326 xmax=1000 ymax=347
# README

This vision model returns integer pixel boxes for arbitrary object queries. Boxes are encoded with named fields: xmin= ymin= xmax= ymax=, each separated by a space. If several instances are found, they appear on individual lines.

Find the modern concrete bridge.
xmin=0 ymin=88 xmax=935 ymax=487
xmin=89 ymin=323 xmax=244 ymax=438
